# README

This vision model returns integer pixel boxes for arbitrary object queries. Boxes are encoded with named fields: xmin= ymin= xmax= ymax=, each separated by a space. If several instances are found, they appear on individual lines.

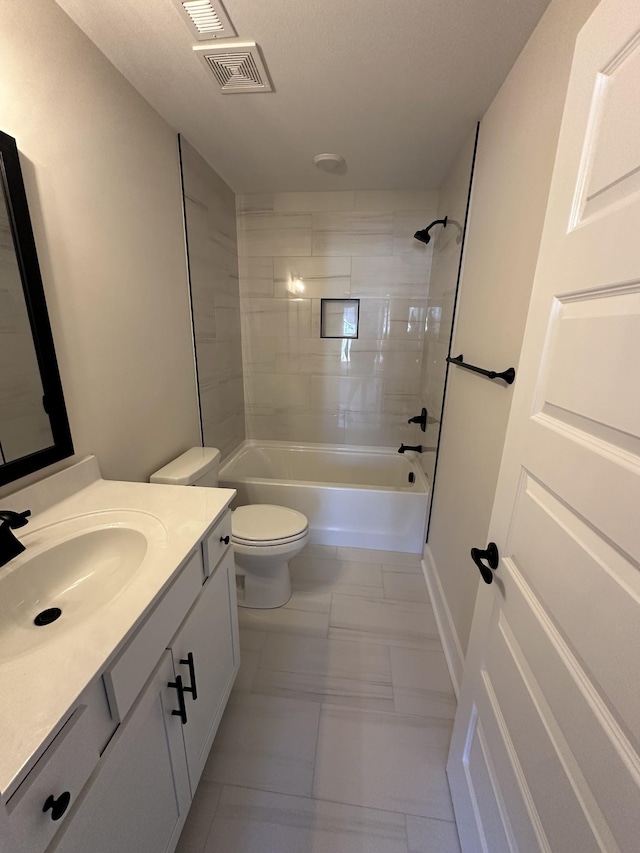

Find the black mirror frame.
xmin=0 ymin=130 xmax=73 ymax=486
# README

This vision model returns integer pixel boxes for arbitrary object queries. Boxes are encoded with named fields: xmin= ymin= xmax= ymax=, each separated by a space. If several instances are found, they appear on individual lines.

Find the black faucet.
xmin=0 ymin=509 xmax=31 ymax=568
xmin=398 ymin=444 xmax=422 ymax=454
xmin=407 ymin=408 xmax=428 ymax=432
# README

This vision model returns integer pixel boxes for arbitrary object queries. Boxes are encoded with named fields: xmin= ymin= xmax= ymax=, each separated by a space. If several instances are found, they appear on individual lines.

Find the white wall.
xmin=0 ymin=0 xmax=200 ymax=494
xmin=237 ymin=191 xmax=437 ymax=447
xmin=425 ymin=0 xmax=600 ymax=690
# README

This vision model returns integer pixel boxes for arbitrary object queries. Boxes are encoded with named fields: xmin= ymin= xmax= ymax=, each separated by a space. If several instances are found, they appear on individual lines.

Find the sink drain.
xmin=34 ymin=608 xmax=62 ymax=626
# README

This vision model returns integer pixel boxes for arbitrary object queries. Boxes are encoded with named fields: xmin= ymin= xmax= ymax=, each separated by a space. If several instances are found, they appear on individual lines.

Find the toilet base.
xmin=235 ymin=559 xmax=292 ymax=609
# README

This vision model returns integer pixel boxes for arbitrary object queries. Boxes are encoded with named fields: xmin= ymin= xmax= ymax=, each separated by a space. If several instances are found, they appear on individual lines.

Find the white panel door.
xmin=447 ymin=1 xmax=640 ymax=850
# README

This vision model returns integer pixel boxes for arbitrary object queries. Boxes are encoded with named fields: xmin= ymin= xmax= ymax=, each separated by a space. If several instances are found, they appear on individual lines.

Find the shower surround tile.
xmin=238 ymin=257 xmax=274 ymax=296
xmin=273 ymin=191 xmax=356 ymax=213
xmin=243 ymin=213 xmax=312 ymax=231
xmin=354 ymin=190 xmax=439 ymax=212
xmin=241 ymin=297 xmax=311 ymax=338
xmin=273 ymin=256 xmax=351 ymax=298
xmin=245 ymin=373 xmax=311 ymax=411
xmin=311 ymin=212 xmax=394 ymax=256
xmin=204 ymin=787 xmax=409 ymax=853
xmin=393 ymin=210 xmax=441 ymax=255
xmin=236 ymin=193 xmax=274 ymax=213
xmin=237 ymin=191 xmax=436 ymax=447
xmin=241 ymin=225 xmax=312 ymax=257
xmin=273 ymin=411 xmax=349 ymax=445
xmin=182 ymin=140 xmax=244 ymax=460
xmin=310 ymin=375 xmax=383 ymax=414
xmin=351 ymin=255 xmax=433 ymax=297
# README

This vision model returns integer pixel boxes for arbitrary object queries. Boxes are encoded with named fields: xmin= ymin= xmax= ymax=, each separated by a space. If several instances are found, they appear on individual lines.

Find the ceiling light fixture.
xmin=313 ymin=153 xmax=346 ymax=174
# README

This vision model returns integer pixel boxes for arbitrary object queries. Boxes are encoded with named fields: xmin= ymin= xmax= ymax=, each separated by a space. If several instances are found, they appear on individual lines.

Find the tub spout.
xmin=398 ymin=444 xmax=422 ymax=454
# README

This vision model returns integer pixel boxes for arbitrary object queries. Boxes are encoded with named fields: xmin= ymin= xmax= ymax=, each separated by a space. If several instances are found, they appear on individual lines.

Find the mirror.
xmin=0 ymin=130 xmax=73 ymax=486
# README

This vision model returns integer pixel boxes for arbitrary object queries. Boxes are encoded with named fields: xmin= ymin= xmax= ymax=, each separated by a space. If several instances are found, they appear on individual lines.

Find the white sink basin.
xmin=0 ymin=526 xmax=148 ymax=661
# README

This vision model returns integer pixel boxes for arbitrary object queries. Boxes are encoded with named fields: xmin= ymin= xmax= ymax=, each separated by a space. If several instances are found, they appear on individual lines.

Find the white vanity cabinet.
xmin=52 ymin=652 xmax=192 ymax=853
xmin=168 ymin=546 xmax=239 ymax=792
xmin=5 ymin=507 xmax=241 ymax=853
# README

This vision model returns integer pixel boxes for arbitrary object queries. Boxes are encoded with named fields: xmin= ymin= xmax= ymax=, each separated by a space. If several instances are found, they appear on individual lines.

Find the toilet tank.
xmin=150 ymin=447 xmax=221 ymax=487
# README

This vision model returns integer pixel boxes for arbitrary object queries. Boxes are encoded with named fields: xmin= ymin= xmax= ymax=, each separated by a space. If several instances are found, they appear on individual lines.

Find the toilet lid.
xmin=232 ymin=504 xmax=309 ymax=545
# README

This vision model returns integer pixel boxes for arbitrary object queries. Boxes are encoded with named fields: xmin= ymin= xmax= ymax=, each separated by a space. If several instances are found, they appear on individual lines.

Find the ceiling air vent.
xmin=194 ymin=42 xmax=273 ymax=93
xmin=171 ymin=0 xmax=236 ymax=41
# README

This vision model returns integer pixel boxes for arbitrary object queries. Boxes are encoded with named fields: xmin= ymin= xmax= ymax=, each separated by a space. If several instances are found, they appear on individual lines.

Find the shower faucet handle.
xmin=407 ymin=408 xmax=428 ymax=432
xmin=398 ymin=444 xmax=423 ymax=454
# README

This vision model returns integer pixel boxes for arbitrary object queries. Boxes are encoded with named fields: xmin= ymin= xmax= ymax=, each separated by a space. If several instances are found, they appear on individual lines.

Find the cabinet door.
xmin=53 ymin=652 xmax=191 ymax=853
xmin=170 ymin=547 xmax=240 ymax=792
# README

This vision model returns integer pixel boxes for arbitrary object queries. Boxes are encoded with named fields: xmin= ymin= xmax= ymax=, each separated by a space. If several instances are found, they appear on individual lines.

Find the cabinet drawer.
xmin=202 ymin=509 xmax=232 ymax=577
xmin=5 ymin=706 xmax=99 ymax=853
xmin=104 ymin=550 xmax=203 ymax=722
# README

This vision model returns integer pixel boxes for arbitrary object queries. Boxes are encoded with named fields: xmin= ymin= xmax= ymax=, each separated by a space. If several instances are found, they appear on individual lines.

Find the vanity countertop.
xmin=0 ymin=457 xmax=235 ymax=800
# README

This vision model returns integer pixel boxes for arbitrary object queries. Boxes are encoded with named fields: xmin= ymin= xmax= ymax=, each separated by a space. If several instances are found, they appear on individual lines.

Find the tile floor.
xmin=176 ymin=544 xmax=461 ymax=853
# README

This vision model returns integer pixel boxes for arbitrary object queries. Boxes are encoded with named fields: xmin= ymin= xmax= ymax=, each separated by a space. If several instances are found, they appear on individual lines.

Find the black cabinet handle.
xmin=470 ymin=542 xmax=500 ymax=585
xmin=43 ymin=791 xmax=71 ymax=821
xmin=168 ymin=675 xmax=188 ymax=724
xmin=180 ymin=652 xmax=198 ymax=701
xmin=220 ymin=535 xmax=230 ymax=545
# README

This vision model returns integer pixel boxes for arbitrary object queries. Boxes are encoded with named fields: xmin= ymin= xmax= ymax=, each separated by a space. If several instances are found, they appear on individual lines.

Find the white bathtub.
xmin=219 ymin=440 xmax=429 ymax=553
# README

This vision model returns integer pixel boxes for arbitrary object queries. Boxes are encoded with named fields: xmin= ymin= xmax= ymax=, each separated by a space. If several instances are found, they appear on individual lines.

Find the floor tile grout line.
xmin=317 ymin=700 xmax=457 ymax=728
xmin=310 ymin=691 xmax=323 ymax=798
xmin=216 ymin=780 xmax=435 ymax=825
xmin=198 ymin=782 xmax=224 ymax=853
xmin=403 ymin=813 xmax=411 ymax=850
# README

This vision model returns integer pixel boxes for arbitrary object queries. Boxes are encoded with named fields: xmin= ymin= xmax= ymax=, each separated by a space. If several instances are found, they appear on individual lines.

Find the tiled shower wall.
xmin=419 ymin=129 xmax=478 ymax=487
xmin=237 ymin=191 xmax=438 ymax=447
xmin=181 ymin=139 xmax=245 ymax=459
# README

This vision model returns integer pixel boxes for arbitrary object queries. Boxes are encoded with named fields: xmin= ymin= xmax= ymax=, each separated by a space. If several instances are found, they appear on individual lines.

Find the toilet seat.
xmin=232 ymin=504 xmax=309 ymax=547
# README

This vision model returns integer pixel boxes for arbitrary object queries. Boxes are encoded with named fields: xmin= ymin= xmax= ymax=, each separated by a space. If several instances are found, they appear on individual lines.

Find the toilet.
xmin=150 ymin=447 xmax=309 ymax=609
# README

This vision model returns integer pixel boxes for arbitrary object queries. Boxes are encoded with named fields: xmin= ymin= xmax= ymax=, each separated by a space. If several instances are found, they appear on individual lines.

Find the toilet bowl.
xmin=232 ymin=504 xmax=308 ymax=608
xmin=150 ymin=447 xmax=309 ymax=609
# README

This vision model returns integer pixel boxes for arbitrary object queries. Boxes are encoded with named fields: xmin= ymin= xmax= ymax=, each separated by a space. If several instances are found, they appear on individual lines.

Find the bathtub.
xmin=218 ymin=440 xmax=429 ymax=553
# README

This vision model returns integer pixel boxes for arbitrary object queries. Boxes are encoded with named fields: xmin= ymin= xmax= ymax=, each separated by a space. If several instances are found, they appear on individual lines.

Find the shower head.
xmin=414 ymin=216 xmax=448 ymax=245
xmin=414 ymin=228 xmax=432 ymax=245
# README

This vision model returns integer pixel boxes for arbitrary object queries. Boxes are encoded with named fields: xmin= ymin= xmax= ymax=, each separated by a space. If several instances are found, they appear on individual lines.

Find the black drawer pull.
xmin=43 ymin=791 xmax=71 ymax=821
xmin=470 ymin=542 xmax=500 ymax=585
xmin=220 ymin=535 xmax=230 ymax=545
xmin=168 ymin=675 xmax=188 ymax=724
xmin=180 ymin=652 xmax=198 ymax=701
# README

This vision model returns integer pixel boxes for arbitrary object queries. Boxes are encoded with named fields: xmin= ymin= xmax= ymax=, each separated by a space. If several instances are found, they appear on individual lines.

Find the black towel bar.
xmin=446 ymin=354 xmax=515 ymax=385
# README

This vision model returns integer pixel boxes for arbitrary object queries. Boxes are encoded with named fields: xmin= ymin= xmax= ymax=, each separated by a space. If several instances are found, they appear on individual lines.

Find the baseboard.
xmin=422 ymin=545 xmax=465 ymax=697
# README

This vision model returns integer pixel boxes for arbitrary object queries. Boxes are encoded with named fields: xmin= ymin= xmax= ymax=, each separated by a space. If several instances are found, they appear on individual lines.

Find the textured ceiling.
xmin=55 ymin=0 xmax=550 ymax=193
